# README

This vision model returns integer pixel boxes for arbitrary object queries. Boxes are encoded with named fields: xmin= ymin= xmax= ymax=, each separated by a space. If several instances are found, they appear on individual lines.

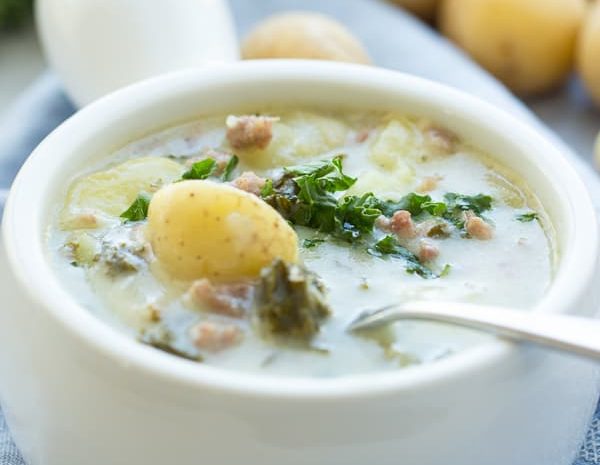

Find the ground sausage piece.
xmin=188 ymin=279 xmax=253 ymax=317
xmin=226 ymin=115 xmax=279 ymax=150
xmin=465 ymin=213 xmax=493 ymax=240
xmin=425 ymin=126 xmax=458 ymax=154
xmin=230 ymin=171 xmax=267 ymax=196
xmin=418 ymin=239 xmax=439 ymax=262
xmin=416 ymin=175 xmax=443 ymax=193
xmin=390 ymin=210 xmax=417 ymax=238
xmin=190 ymin=322 xmax=243 ymax=352
xmin=355 ymin=128 xmax=371 ymax=143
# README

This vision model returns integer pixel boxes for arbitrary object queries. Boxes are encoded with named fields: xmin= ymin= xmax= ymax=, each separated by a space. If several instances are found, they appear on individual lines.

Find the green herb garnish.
xmin=221 ymin=155 xmax=239 ymax=181
xmin=302 ymin=238 xmax=325 ymax=248
xmin=516 ymin=212 xmax=539 ymax=222
xmin=260 ymin=178 xmax=275 ymax=197
xmin=443 ymin=193 xmax=493 ymax=215
xmin=368 ymin=235 xmax=437 ymax=279
xmin=181 ymin=158 xmax=217 ymax=180
xmin=120 ymin=193 xmax=152 ymax=222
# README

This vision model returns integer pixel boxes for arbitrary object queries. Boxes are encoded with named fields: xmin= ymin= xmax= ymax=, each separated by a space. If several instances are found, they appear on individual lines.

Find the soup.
xmin=48 ymin=110 xmax=554 ymax=377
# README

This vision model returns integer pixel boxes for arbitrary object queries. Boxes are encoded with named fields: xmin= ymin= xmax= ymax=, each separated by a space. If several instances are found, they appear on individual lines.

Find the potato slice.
xmin=230 ymin=111 xmax=349 ymax=169
xmin=61 ymin=157 xmax=184 ymax=229
xmin=439 ymin=0 xmax=585 ymax=96
xmin=146 ymin=180 xmax=298 ymax=282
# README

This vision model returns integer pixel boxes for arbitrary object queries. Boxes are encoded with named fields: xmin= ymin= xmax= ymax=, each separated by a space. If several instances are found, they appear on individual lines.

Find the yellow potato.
xmin=146 ymin=180 xmax=298 ymax=282
xmin=61 ymin=157 xmax=184 ymax=229
xmin=241 ymin=12 xmax=370 ymax=64
xmin=439 ymin=0 xmax=585 ymax=96
xmin=388 ymin=0 xmax=439 ymax=21
xmin=578 ymin=1 xmax=600 ymax=107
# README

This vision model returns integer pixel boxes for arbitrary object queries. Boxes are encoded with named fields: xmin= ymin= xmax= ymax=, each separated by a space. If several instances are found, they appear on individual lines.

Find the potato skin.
xmin=578 ymin=1 xmax=600 ymax=106
xmin=241 ymin=12 xmax=370 ymax=64
xmin=147 ymin=180 xmax=298 ymax=282
xmin=439 ymin=0 xmax=585 ymax=96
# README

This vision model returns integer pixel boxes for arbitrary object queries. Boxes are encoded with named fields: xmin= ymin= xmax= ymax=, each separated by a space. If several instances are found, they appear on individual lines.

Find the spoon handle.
xmin=351 ymin=301 xmax=600 ymax=361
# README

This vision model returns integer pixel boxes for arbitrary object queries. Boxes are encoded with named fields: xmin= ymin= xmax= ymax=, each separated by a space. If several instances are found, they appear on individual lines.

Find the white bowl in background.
xmin=1 ymin=61 xmax=599 ymax=465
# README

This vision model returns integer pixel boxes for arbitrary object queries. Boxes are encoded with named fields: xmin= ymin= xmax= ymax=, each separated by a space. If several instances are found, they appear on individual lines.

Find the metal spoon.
xmin=347 ymin=300 xmax=600 ymax=361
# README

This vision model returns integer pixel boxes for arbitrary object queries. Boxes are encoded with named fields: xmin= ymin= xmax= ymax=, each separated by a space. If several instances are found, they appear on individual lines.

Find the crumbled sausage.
xmin=226 ymin=115 xmax=279 ymax=149
xmin=425 ymin=126 xmax=459 ymax=154
xmin=418 ymin=239 xmax=439 ymax=262
xmin=188 ymin=278 xmax=253 ymax=317
xmin=190 ymin=321 xmax=243 ymax=352
xmin=230 ymin=171 xmax=267 ymax=196
xmin=390 ymin=210 xmax=417 ymax=238
xmin=465 ymin=213 xmax=493 ymax=240
xmin=375 ymin=214 xmax=391 ymax=231
xmin=416 ymin=175 xmax=443 ymax=193
xmin=355 ymin=128 xmax=371 ymax=143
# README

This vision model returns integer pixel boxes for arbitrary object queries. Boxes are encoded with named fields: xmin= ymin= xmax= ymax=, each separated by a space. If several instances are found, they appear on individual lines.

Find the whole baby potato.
xmin=241 ymin=12 xmax=371 ymax=64
xmin=578 ymin=1 xmax=600 ymax=107
xmin=147 ymin=180 xmax=298 ymax=282
xmin=439 ymin=0 xmax=585 ymax=96
xmin=388 ymin=0 xmax=439 ymax=21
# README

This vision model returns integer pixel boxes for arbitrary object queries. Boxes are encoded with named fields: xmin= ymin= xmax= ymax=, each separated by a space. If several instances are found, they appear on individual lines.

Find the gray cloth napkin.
xmin=1 ymin=0 xmax=600 ymax=463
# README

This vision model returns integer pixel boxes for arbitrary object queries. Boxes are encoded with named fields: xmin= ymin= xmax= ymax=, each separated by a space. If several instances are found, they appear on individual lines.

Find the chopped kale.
xmin=260 ymin=178 xmax=275 ymax=197
xmin=335 ymin=193 xmax=382 ymax=241
xmin=516 ymin=211 xmax=539 ymax=222
xmin=181 ymin=158 xmax=217 ymax=180
xmin=221 ymin=155 xmax=239 ymax=181
xmin=440 ymin=263 xmax=452 ymax=277
xmin=302 ymin=238 xmax=325 ymax=248
xmin=260 ymin=156 xmax=494 ymax=279
xmin=443 ymin=193 xmax=493 ymax=215
xmin=256 ymin=259 xmax=331 ymax=340
xmin=377 ymin=192 xmax=446 ymax=217
xmin=120 ymin=193 xmax=152 ymax=222
xmin=140 ymin=327 xmax=203 ymax=362
xmin=368 ymin=235 xmax=437 ymax=279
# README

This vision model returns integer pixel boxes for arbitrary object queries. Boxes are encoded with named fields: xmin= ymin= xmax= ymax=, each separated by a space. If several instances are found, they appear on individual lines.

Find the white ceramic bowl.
xmin=1 ymin=61 xmax=599 ymax=465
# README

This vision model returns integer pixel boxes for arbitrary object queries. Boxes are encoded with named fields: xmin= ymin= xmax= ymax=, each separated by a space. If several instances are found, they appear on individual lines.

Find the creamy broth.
xmin=48 ymin=110 xmax=554 ymax=377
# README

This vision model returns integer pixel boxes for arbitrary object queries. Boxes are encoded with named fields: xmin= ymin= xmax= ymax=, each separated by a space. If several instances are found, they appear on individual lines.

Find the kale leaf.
xmin=120 ymin=193 xmax=152 ymax=222
xmin=443 ymin=193 xmax=493 ymax=215
xmin=221 ymin=155 xmax=239 ymax=181
xmin=376 ymin=193 xmax=446 ymax=217
xmin=515 ymin=212 xmax=539 ymax=222
xmin=302 ymin=238 xmax=325 ymax=248
xmin=368 ymin=235 xmax=437 ymax=279
xmin=181 ymin=158 xmax=217 ymax=180
xmin=256 ymin=259 xmax=331 ymax=340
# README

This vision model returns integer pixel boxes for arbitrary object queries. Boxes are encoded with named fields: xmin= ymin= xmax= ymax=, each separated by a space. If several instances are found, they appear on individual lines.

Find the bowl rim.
xmin=3 ymin=60 xmax=598 ymax=400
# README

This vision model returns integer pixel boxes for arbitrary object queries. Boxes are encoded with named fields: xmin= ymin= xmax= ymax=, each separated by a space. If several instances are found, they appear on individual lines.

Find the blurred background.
xmin=1 ymin=0 xmax=600 ymax=162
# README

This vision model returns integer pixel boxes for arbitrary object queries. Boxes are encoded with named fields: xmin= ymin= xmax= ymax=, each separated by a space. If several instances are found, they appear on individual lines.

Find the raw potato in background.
xmin=578 ymin=1 xmax=600 ymax=107
xmin=387 ymin=0 xmax=439 ymax=21
xmin=241 ymin=12 xmax=371 ymax=64
xmin=439 ymin=0 xmax=585 ymax=96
